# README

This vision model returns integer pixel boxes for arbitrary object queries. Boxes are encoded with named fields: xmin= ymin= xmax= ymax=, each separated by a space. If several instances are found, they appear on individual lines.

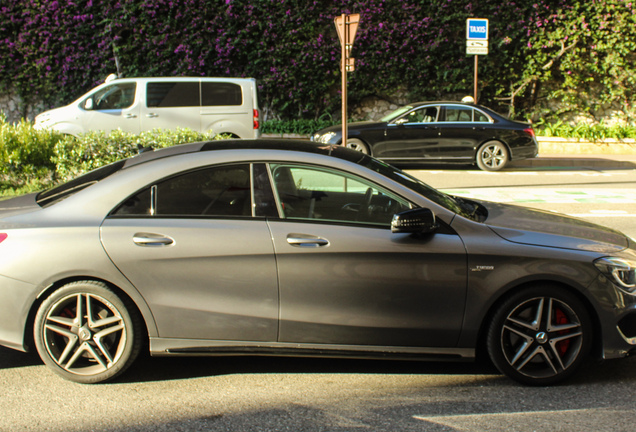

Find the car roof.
xmin=123 ymin=139 xmax=368 ymax=169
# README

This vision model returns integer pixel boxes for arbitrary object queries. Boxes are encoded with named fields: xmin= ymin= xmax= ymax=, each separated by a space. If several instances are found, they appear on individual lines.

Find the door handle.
xmin=133 ymin=233 xmax=175 ymax=247
xmin=146 ymin=113 xmax=159 ymax=118
xmin=124 ymin=113 xmax=137 ymax=119
xmin=286 ymin=233 xmax=329 ymax=248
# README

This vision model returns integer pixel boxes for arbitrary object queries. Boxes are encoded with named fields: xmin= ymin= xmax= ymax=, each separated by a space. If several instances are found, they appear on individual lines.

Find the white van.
xmin=34 ymin=76 xmax=260 ymax=138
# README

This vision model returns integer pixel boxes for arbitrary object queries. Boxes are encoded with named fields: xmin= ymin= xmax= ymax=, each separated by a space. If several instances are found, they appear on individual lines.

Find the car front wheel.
xmin=476 ymin=141 xmax=508 ymax=171
xmin=34 ymin=281 xmax=143 ymax=384
xmin=486 ymin=285 xmax=592 ymax=385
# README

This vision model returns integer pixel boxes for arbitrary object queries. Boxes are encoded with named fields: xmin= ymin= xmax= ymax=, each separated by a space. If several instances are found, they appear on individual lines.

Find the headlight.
xmin=594 ymin=257 xmax=636 ymax=293
xmin=313 ymin=131 xmax=337 ymax=144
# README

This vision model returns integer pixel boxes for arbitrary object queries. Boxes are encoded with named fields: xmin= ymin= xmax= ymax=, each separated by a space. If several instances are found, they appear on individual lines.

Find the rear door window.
xmin=146 ymin=82 xmax=200 ymax=107
xmin=201 ymin=82 xmax=243 ymax=106
xmin=111 ymin=163 xmax=277 ymax=218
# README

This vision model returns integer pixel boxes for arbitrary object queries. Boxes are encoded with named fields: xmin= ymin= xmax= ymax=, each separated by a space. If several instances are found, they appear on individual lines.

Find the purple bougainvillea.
xmin=2 ymin=0 xmax=635 ymax=121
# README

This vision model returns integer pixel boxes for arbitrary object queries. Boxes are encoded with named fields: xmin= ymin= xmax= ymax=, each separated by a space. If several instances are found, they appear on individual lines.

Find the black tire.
xmin=476 ymin=141 xmax=509 ymax=171
xmin=34 ymin=281 xmax=143 ymax=384
xmin=345 ymin=138 xmax=370 ymax=155
xmin=486 ymin=285 xmax=592 ymax=386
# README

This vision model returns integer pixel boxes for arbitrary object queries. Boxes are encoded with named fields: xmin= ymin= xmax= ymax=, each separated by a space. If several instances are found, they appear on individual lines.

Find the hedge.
xmin=0 ymin=118 xmax=221 ymax=196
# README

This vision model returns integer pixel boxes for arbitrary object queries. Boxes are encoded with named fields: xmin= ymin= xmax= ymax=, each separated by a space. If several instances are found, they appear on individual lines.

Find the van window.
xmin=201 ymin=82 xmax=243 ymax=106
xmin=91 ymin=83 xmax=136 ymax=110
xmin=146 ymin=82 xmax=200 ymax=107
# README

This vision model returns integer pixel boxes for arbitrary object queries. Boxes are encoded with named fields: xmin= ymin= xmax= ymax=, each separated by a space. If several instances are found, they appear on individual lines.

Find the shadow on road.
xmin=118 ymin=354 xmax=502 ymax=385
xmin=2 ymin=344 xmax=636 ymax=387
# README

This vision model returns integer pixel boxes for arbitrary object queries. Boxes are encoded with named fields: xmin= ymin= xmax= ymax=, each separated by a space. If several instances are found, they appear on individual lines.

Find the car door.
xmin=374 ymin=105 xmax=442 ymax=160
xmin=268 ymin=163 xmax=468 ymax=348
xmin=100 ymin=163 xmax=279 ymax=342
xmin=82 ymin=82 xmax=141 ymax=133
xmin=437 ymin=106 xmax=491 ymax=160
xmin=140 ymin=81 xmax=202 ymax=132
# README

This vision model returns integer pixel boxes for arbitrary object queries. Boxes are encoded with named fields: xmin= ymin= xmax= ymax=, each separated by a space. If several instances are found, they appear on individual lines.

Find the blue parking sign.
xmin=467 ymin=18 xmax=488 ymax=40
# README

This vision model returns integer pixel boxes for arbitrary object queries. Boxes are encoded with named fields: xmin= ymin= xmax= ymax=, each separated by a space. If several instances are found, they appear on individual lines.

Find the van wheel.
xmin=34 ymin=281 xmax=143 ymax=384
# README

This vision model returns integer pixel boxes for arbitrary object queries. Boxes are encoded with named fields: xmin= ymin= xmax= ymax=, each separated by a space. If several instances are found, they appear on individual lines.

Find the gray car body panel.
xmin=0 ymin=140 xmax=635 ymax=364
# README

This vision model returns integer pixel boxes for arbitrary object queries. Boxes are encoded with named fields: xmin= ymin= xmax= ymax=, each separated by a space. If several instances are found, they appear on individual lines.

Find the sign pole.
xmin=334 ymin=14 xmax=360 ymax=148
xmin=341 ymin=14 xmax=348 ymax=148
xmin=474 ymin=55 xmax=478 ymax=102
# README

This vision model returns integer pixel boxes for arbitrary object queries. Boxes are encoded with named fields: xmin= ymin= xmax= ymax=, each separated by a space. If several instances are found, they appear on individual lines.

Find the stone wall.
xmin=0 ymin=92 xmax=44 ymax=124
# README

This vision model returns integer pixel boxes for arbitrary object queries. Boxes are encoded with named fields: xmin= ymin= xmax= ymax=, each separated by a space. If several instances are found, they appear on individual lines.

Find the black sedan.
xmin=312 ymin=102 xmax=539 ymax=171
xmin=0 ymin=140 xmax=634 ymax=385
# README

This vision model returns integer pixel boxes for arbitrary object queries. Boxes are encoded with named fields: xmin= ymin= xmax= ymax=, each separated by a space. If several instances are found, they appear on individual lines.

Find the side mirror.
xmin=391 ymin=208 xmax=438 ymax=234
xmin=394 ymin=118 xmax=408 ymax=126
xmin=84 ymin=98 xmax=94 ymax=110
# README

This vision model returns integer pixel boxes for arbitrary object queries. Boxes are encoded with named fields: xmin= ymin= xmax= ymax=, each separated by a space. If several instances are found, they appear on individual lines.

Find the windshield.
xmin=358 ymin=156 xmax=480 ymax=220
xmin=380 ymin=106 xmax=413 ymax=122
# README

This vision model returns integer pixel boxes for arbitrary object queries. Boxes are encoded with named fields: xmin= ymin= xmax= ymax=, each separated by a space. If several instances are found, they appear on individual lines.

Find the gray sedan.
xmin=0 ymin=140 xmax=635 ymax=385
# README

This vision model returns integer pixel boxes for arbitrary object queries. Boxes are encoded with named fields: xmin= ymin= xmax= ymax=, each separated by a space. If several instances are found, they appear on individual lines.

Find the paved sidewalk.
xmin=510 ymin=154 xmax=636 ymax=169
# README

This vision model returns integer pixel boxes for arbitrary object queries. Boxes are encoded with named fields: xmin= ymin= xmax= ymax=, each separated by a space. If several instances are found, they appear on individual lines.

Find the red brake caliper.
xmin=555 ymin=308 xmax=570 ymax=356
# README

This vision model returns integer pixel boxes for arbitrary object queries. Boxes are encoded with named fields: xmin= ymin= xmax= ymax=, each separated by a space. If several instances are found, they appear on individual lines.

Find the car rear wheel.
xmin=345 ymin=138 xmax=370 ymax=155
xmin=486 ymin=285 xmax=592 ymax=386
xmin=34 ymin=281 xmax=143 ymax=384
xmin=476 ymin=141 xmax=508 ymax=171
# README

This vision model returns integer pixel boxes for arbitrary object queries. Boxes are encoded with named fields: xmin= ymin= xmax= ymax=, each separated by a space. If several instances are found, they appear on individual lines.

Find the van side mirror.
xmin=84 ymin=99 xmax=94 ymax=110
xmin=391 ymin=208 xmax=438 ymax=234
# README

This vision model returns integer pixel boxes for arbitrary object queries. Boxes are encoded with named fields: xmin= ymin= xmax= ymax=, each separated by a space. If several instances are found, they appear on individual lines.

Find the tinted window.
xmin=201 ymin=82 xmax=243 ymax=106
xmin=442 ymin=107 xmax=473 ymax=122
xmin=474 ymin=109 xmax=490 ymax=122
xmin=91 ymin=83 xmax=136 ymax=110
xmin=146 ymin=82 xmax=200 ymax=107
xmin=270 ymin=164 xmax=411 ymax=225
xmin=113 ymin=164 xmax=253 ymax=217
xmin=404 ymin=106 xmax=438 ymax=123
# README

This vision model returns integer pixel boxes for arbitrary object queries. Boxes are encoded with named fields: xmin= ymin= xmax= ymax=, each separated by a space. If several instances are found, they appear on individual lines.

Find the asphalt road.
xmin=2 ymin=157 xmax=636 ymax=432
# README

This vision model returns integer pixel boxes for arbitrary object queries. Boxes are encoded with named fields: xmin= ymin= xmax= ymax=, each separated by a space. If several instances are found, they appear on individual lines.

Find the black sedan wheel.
xmin=345 ymin=138 xmax=370 ymax=155
xmin=487 ymin=286 xmax=592 ymax=385
xmin=476 ymin=141 xmax=509 ymax=171
xmin=34 ymin=281 xmax=142 ymax=384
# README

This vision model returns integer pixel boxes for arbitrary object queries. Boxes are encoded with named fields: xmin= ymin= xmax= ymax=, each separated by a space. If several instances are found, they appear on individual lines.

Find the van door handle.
xmin=286 ymin=234 xmax=329 ymax=248
xmin=133 ymin=233 xmax=175 ymax=247
xmin=125 ymin=114 xmax=137 ymax=119
xmin=146 ymin=113 xmax=159 ymax=118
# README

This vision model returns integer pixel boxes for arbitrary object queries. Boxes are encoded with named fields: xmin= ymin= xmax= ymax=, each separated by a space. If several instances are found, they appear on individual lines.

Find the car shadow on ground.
xmin=117 ymin=353 xmax=501 ymax=384
xmin=3 ymin=345 xmax=636 ymax=386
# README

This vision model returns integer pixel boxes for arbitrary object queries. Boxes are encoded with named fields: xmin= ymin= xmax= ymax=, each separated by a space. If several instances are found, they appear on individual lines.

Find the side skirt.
xmin=149 ymin=338 xmax=475 ymax=362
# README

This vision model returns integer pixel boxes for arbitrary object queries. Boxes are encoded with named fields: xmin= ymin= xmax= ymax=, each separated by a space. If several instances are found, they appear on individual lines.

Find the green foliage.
xmin=0 ymin=117 xmax=221 ymax=194
xmin=504 ymin=0 xmax=636 ymax=121
xmin=54 ymin=128 xmax=220 ymax=182
xmin=261 ymin=115 xmax=338 ymax=135
xmin=0 ymin=114 xmax=61 ymax=191
xmin=535 ymin=119 xmax=636 ymax=140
